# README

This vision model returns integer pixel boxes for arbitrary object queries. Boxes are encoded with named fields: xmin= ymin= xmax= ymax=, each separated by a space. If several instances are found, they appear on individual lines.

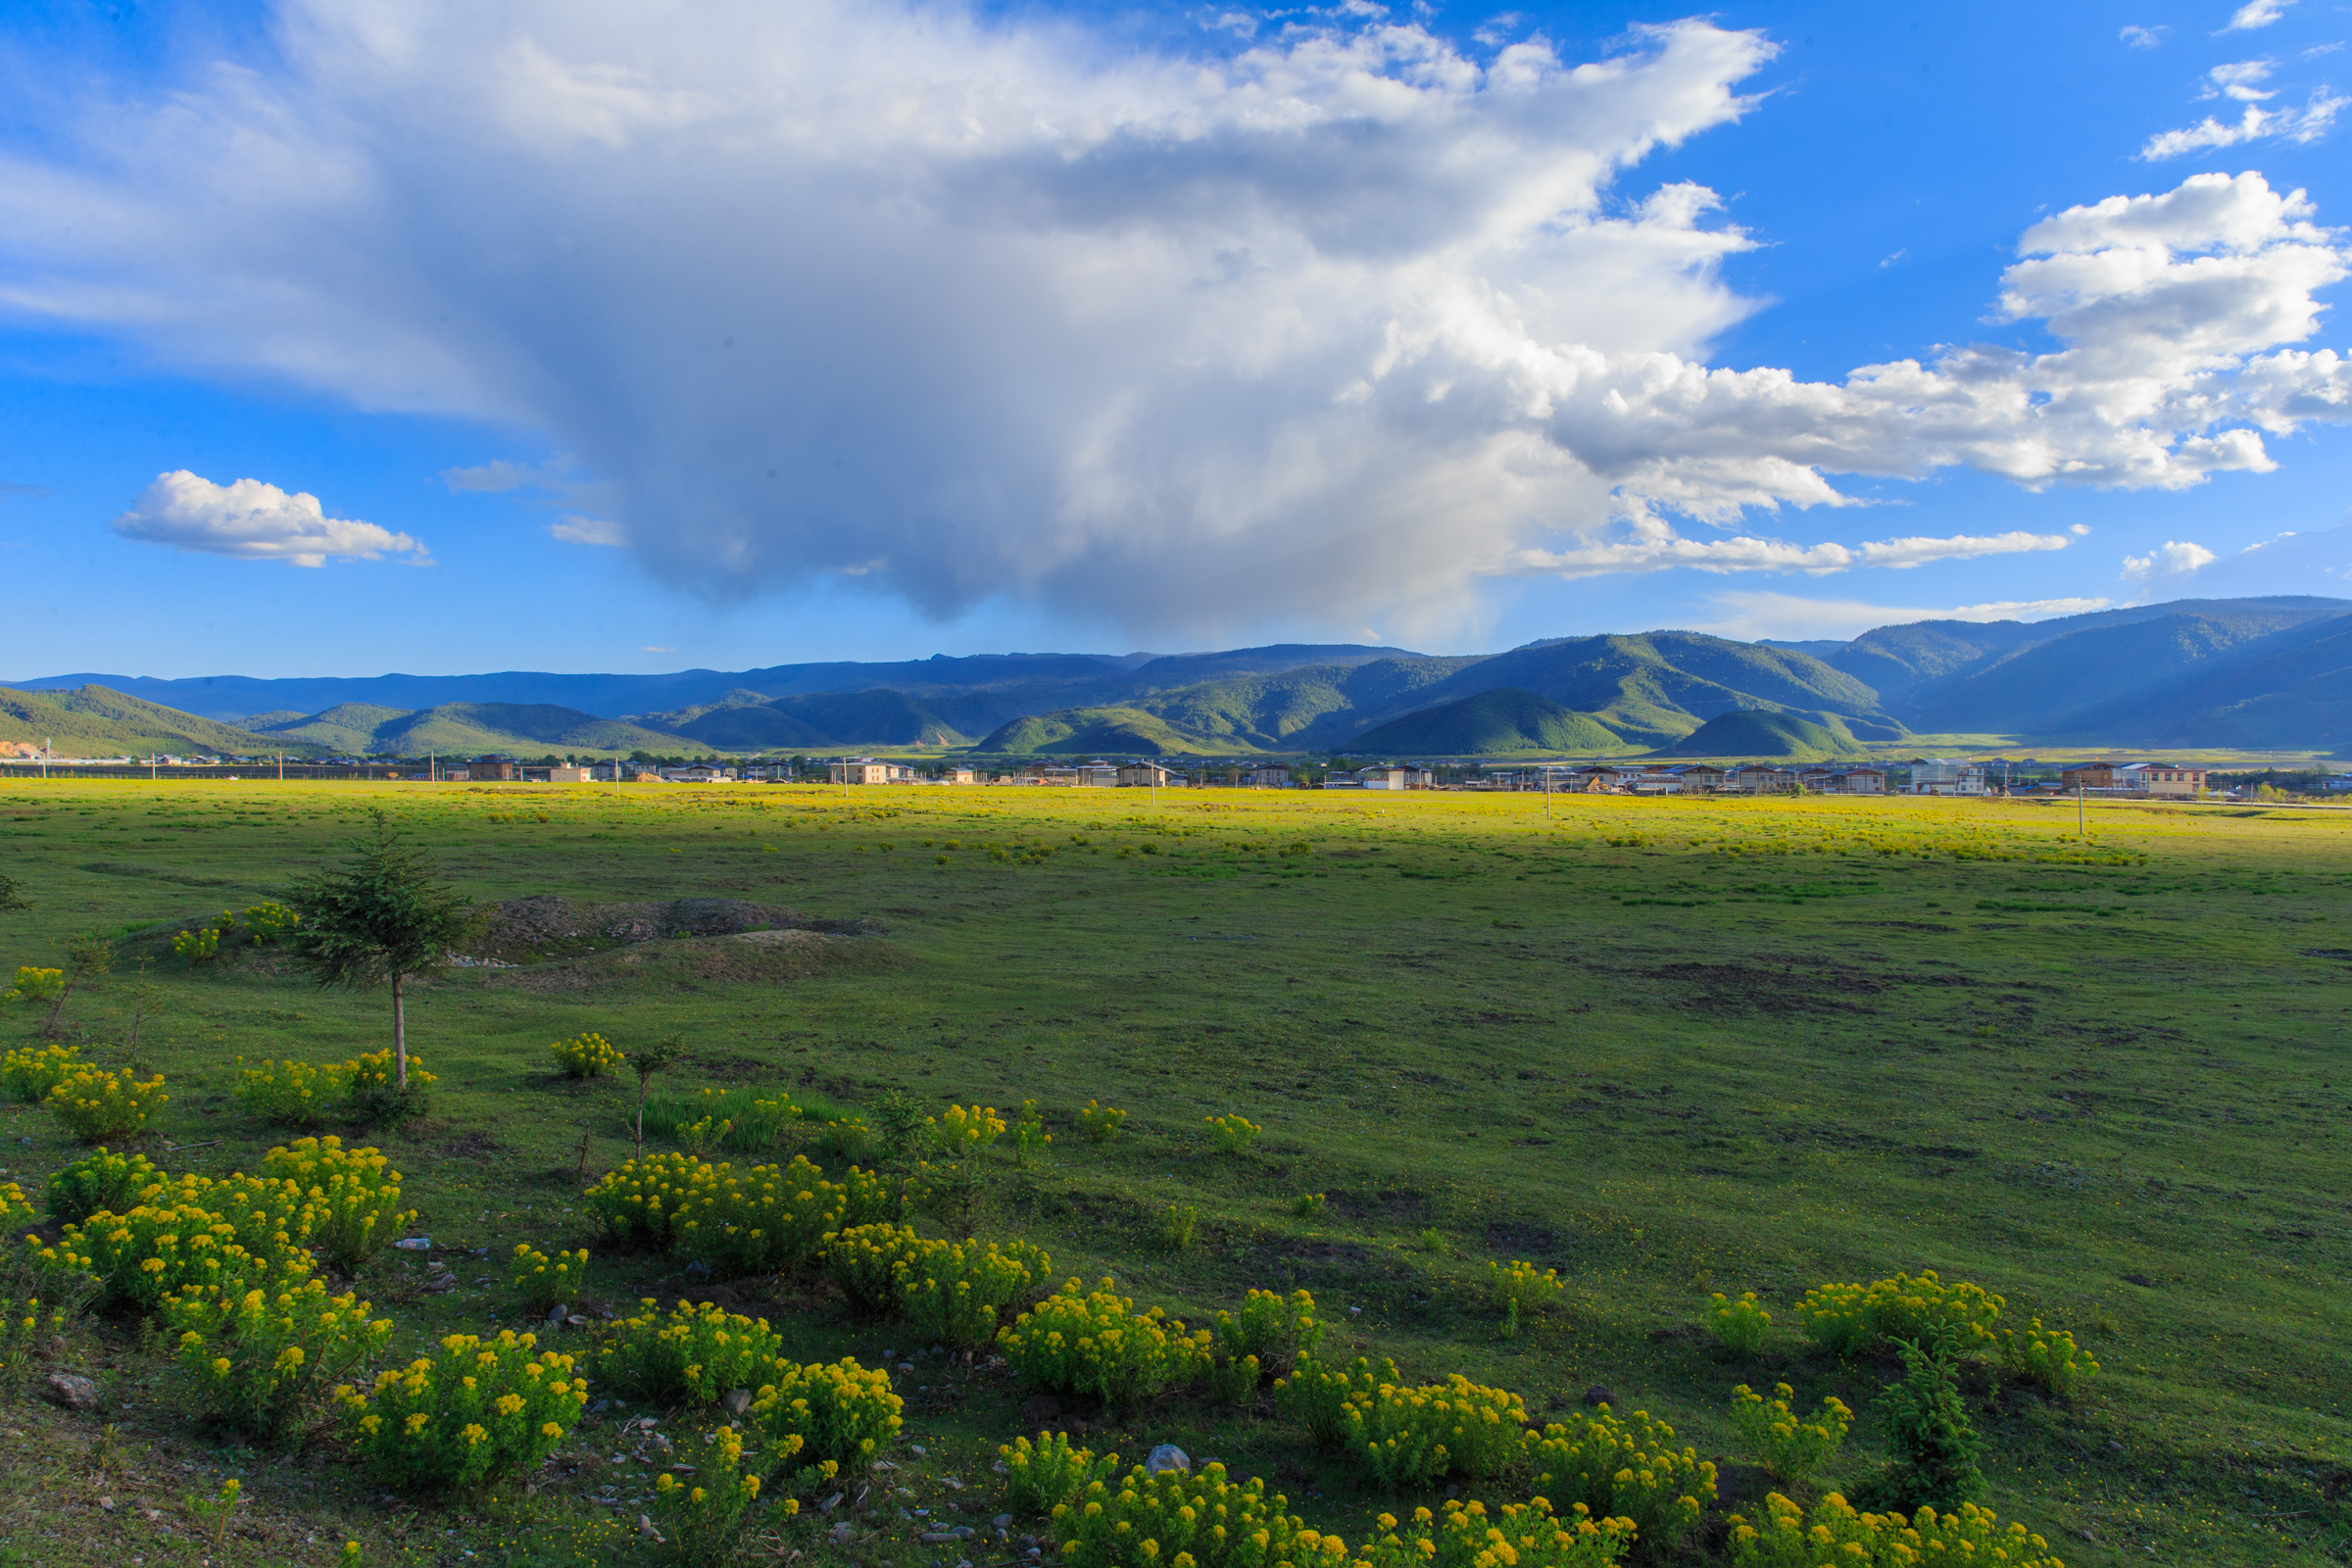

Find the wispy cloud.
xmin=1509 ymin=520 xmax=2074 ymax=580
xmin=641 ymin=645 xmax=676 ymax=654
xmin=0 ymin=481 xmax=51 ymax=501
xmin=550 ymin=515 xmax=626 ymax=547
xmin=112 ymin=471 xmax=426 ymax=567
xmin=2121 ymin=539 xmax=2218 ymax=582
xmin=2140 ymin=88 xmax=2348 ymax=155
xmin=2222 ymin=0 xmax=2297 ymax=32
xmin=1700 ymin=591 xmax=2113 ymax=641
xmin=2121 ymin=24 xmax=2171 ymax=48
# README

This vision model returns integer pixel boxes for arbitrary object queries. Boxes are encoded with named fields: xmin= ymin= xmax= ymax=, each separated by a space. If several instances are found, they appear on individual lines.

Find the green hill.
xmin=1663 ymin=710 xmax=1851 ymax=760
xmin=250 ymin=703 xmax=416 ymax=754
xmin=0 ymin=686 xmax=311 ymax=758
xmin=1339 ymin=634 xmax=1900 ymax=749
xmin=1348 ymin=689 xmax=1621 ymax=756
xmin=977 ymin=707 xmax=1219 ymax=756
xmin=646 ymin=689 xmax=972 ymax=749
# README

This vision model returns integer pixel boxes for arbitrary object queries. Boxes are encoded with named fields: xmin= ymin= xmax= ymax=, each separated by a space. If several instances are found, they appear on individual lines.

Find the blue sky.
xmin=3 ymin=0 xmax=2349 ymax=681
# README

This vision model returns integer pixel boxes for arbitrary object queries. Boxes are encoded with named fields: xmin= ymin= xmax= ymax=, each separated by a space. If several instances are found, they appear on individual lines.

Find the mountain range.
xmin=7 ymin=594 xmax=2348 ymax=760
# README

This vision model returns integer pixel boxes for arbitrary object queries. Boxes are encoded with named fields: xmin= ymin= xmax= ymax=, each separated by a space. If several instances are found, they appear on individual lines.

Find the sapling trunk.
xmin=391 ymin=972 xmax=408 ymax=1089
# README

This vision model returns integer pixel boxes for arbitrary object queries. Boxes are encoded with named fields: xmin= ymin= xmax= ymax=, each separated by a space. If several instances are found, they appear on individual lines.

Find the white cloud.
xmin=2121 ymin=24 xmax=2172 ymax=49
xmin=2120 ymin=539 xmax=2219 ymax=582
xmin=1509 ymin=515 xmax=2072 ymax=580
xmin=641 ymin=645 xmax=675 ymax=654
xmin=2205 ymin=59 xmax=2278 ymax=100
xmin=2141 ymin=88 xmax=2348 ymax=156
xmin=111 ymin=470 xmax=425 ymax=566
xmin=1700 ymin=591 xmax=2113 ymax=641
xmin=550 ymin=515 xmax=626 ymax=547
xmin=2222 ymin=0 xmax=2296 ymax=31
xmin=443 ymin=458 xmax=574 ymax=493
xmin=4 ymin=8 xmax=2351 ymax=633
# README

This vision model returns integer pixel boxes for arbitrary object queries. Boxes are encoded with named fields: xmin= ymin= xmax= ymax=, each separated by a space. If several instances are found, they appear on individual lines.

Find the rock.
xmin=829 ymin=1522 xmax=856 ymax=1544
xmin=720 ymin=1389 xmax=753 ymax=1417
xmin=1581 ymin=1387 xmax=1616 ymax=1408
xmin=421 ymin=1277 xmax=457 ymax=1295
xmin=637 ymin=1514 xmax=663 ymax=1542
xmin=820 ymin=1493 xmax=845 ymax=1513
xmin=1019 ymin=1395 xmax=1062 ymax=1427
xmin=921 ymin=1532 xmax=961 ymax=1544
xmin=1146 ymin=1445 xmax=1191 ymax=1476
xmin=909 ymin=1444 xmax=927 ymax=1457
xmin=684 ymin=1260 xmax=712 ymax=1280
xmin=394 ymin=1237 xmax=432 ymax=1250
xmin=42 ymin=1374 xmax=98 ymax=1411
xmin=544 ymin=1303 xmax=569 ymax=1331
xmin=97 ymin=1496 xmax=115 ymax=1512
xmin=2123 ymin=1273 xmax=2155 ymax=1288
xmin=994 ymin=1514 xmax=1014 ymax=1531
xmin=566 ymin=1315 xmax=591 ymax=1329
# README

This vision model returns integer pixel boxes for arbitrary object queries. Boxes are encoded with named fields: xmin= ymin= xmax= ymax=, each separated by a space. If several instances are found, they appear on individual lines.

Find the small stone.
xmin=941 ymin=1476 xmax=962 ymax=1490
xmin=899 ymin=1362 xmax=916 ymax=1374
xmin=545 ymin=1303 xmax=568 ymax=1330
xmin=42 ymin=1373 xmax=98 ymax=1411
xmin=721 ymin=1389 xmax=753 ymax=1418
xmin=1146 ymin=1445 xmax=1191 ymax=1476
xmin=566 ymin=1315 xmax=591 ymax=1329
xmin=2123 ymin=1273 xmax=2155 ymax=1288
xmin=921 ymin=1531 xmax=960 ymax=1544
xmin=638 ymin=1514 xmax=663 ymax=1542
xmin=394 ymin=1238 xmax=432 ymax=1250
xmin=909 ymin=1444 xmax=928 ymax=1457
xmin=1581 ymin=1387 xmax=1616 ymax=1407
xmin=98 ymin=1496 xmax=115 ymax=1512
xmin=684 ymin=1260 xmax=711 ymax=1280
xmin=829 ymin=1522 xmax=856 ymax=1544
xmin=821 ymin=1494 xmax=845 ymax=1513
xmin=994 ymin=1514 xmax=1014 ymax=1531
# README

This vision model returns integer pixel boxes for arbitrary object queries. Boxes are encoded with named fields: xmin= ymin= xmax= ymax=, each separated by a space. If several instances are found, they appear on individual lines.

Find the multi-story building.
xmin=1910 ymin=760 xmax=1986 ymax=795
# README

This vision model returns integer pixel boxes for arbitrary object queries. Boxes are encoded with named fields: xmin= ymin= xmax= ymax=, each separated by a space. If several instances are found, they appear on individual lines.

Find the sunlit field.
xmin=0 ymin=779 xmax=2344 ymax=1567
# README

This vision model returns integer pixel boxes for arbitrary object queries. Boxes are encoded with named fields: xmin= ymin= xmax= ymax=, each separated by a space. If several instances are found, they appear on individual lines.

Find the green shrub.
xmin=2 ymin=968 xmax=67 ymax=1006
xmin=748 ymin=1355 xmax=903 ymax=1477
xmin=1528 ymin=1405 xmax=1717 ymax=1549
xmin=583 ymin=1152 xmax=903 ymax=1277
xmin=1203 ymin=1353 xmax=1261 ymax=1406
xmin=1727 ymin=1493 xmax=2065 ymax=1568
xmin=260 ymin=1137 xmax=413 ymax=1273
xmin=46 ymin=1068 xmax=168 ymax=1143
xmin=1077 ymin=1101 xmax=1126 ymax=1143
xmin=1362 ymin=1499 xmax=1635 ymax=1568
xmin=42 ymin=1174 xmax=318 ymax=1312
xmin=510 ymin=1245 xmax=591 ymax=1313
xmin=0 ymin=1297 xmax=73 ymax=1383
xmin=1274 ymin=1353 xmax=1401 ymax=1446
xmin=342 ymin=1049 xmax=437 ymax=1128
xmin=1730 ymin=1383 xmax=1852 ymax=1483
xmin=165 ymin=1270 xmax=392 ymax=1440
xmin=1158 ymin=1204 xmax=1200 ymax=1250
xmin=997 ymin=1278 xmax=1212 ymax=1415
xmin=1490 ymin=1259 xmax=1563 ymax=1317
xmin=0 ymin=1043 xmax=79 ymax=1102
xmin=1010 ymin=1100 xmax=1052 ymax=1164
xmin=232 ymin=1058 xmax=349 ymax=1127
xmin=1877 ymin=1327 xmax=1984 ymax=1509
xmin=1707 ymin=1291 xmax=1772 ymax=1355
xmin=1291 ymin=1193 xmax=1326 ymax=1217
xmin=1213 ymin=1288 xmax=1324 ymax=1373
xmin=172 ymin=926 xmax=220 ymax=966
xmin=43 ymin=1149 xmax=164 ymax=1226
xmin=897 ymin=1237 xmax=1054 ymax=1349
xmin=650 ymin=1424 xmax=769 ymax=1561
xmin=336 ymin=1329 xmax=588 ymax=1494
xmin=1336 ymin=1371 xmax=1530 ymax=1488
xmin=1794 ymin=1271 xmax=2002 ymax=1358
xmin=1999 ymin=1318 xmax=2099 ymax=1399
xmin=597 ymin=1298 xmax=784 ymax=1408
xmin=242 ymin=903 xmax=301 ymax=945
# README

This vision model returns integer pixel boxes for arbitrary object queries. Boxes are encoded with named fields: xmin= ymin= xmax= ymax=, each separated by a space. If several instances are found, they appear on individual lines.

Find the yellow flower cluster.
xmin=0 ymin=1182 xmax=32 ymax=1245
xmin=261 ymin=1137 xmax=414 ymax=1272
xmin=1489 ymin=1259 xmax=1564 ymax=1318
xmin=172 ymin=926 xmax=220 ymax=966
xmin=1214 ymin=1289 xmax=1324 ymax=1370
xmin=510 ymin=1244 xmax=591 ymax=1311
xmin=583 ymin=1151 xmax=901 ymax=1277
xmin=548 ymin=1032 xmax=624 ymax=1079
xmin=651 ymin=1424 xmax=764 ymax=1556
xmin=1706 ymin=1292 xmax=1772 ymax=1355
xmin=821 ymin=1222 xmax=929 ymax=1314
xmin=42 ymin=1148 xmax=164 ymax=1224
xmin=597 ymin=1298 xmax=784 ymax=1408
xmin=1795 ymin=1271 xmax=2003 ymax=1357
xmin=931 ymin=1103 xmax=1006 ymax=1156
xmin=749 ymin=1354 xmax=903 ymax=1475
xmin=1361 ymin=1499 xmax=1637 ymax=1568
xmin=1 ymin=967 xmax=65 ymax=1005
xmin=164 ymin=1270 xmax=393 ymax=1439
xmin=1045 ymin=1456 xmax=1351 ymax=1568
xmin=1274 ymin=1354 xmax=1403 ymax=1446
xmin=1206 ymin=1113 xmax=1261 ymax=1154
xmin=897 ymin=1236 xmax=1054 ymax=1349
xmin=346 ymin=1049 xmax=438 ymax=1093
xmin=232 ymin=1057 xmax=349 ymax=1126
xmin=1727 ymin=1493 xmax=2065 ymax=1568
xmin=998 ymin=1277 xmax=1213 ymax=1415
xmin=1078 ymin=1100 xmax=1127 ymax=1143
xmin=241 ymin=901 xmax=301 ymax=944
xmin=1337 ymin=1369 xmax=1531 ymax=1487
xmin=335 ymin=1330 xmax=586 ymax=1494
xmin=0 ymin=1295 xmax=71 ymax=1376
xmin=45 ymin=1068 xmax=169 ymax=1143
xmin=1012 ymin=1099 xmax=1053 ymax=1163
xmin=2000 ymin=1318 xmax=2099 ymax=1400
xmin=1729 ymin=1384 xmax=1851 ymax=1483
xmin=0 ymin=1042 xmax=80 ymax=1102
xmin=1528 ymin=1406 xmax=1716 ymax=1546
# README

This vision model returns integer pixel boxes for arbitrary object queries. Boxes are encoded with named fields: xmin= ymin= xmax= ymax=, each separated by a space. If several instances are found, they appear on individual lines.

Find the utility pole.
xmin=2078 ymin=781 xmax=2085 ymax=838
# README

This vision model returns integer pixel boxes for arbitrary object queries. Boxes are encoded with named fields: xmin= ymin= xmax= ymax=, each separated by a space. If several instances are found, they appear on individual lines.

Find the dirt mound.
xmin=473 ymin=896 xmax=882 ymax=963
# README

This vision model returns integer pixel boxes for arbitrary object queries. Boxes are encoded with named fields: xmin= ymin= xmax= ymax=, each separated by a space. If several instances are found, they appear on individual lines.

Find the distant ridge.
xmin=1348 ymin=689 xmax=1621 ymax=756
xmin=1664 ymin=710 xmax=1854 ymax=760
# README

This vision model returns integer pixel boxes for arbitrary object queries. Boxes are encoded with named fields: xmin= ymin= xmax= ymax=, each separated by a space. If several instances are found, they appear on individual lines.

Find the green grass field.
xmin=0 ymin=780 xmax=2344 ymax=1567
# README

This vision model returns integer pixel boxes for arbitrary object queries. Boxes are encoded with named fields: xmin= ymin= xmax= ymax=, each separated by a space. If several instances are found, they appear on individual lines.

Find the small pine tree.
xmin=286 ymin=810 xmax=483 ymax=1090
xmin=1878 ymin=1323 xmax=1985 ymax=1509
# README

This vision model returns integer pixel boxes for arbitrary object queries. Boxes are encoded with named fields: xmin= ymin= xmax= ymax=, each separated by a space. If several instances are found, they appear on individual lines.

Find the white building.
xmin=1909 ymin=760 xmax=1987 ymax=796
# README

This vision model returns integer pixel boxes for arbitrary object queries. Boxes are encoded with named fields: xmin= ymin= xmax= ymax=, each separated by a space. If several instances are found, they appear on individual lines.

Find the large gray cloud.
xmin=1 ymin=4 xmax=2348 ymax=636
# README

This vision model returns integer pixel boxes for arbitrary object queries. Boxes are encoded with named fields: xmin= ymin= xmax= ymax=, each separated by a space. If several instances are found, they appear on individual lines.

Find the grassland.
xmin=0 ymin=779 xmax=2345 ymax=1567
